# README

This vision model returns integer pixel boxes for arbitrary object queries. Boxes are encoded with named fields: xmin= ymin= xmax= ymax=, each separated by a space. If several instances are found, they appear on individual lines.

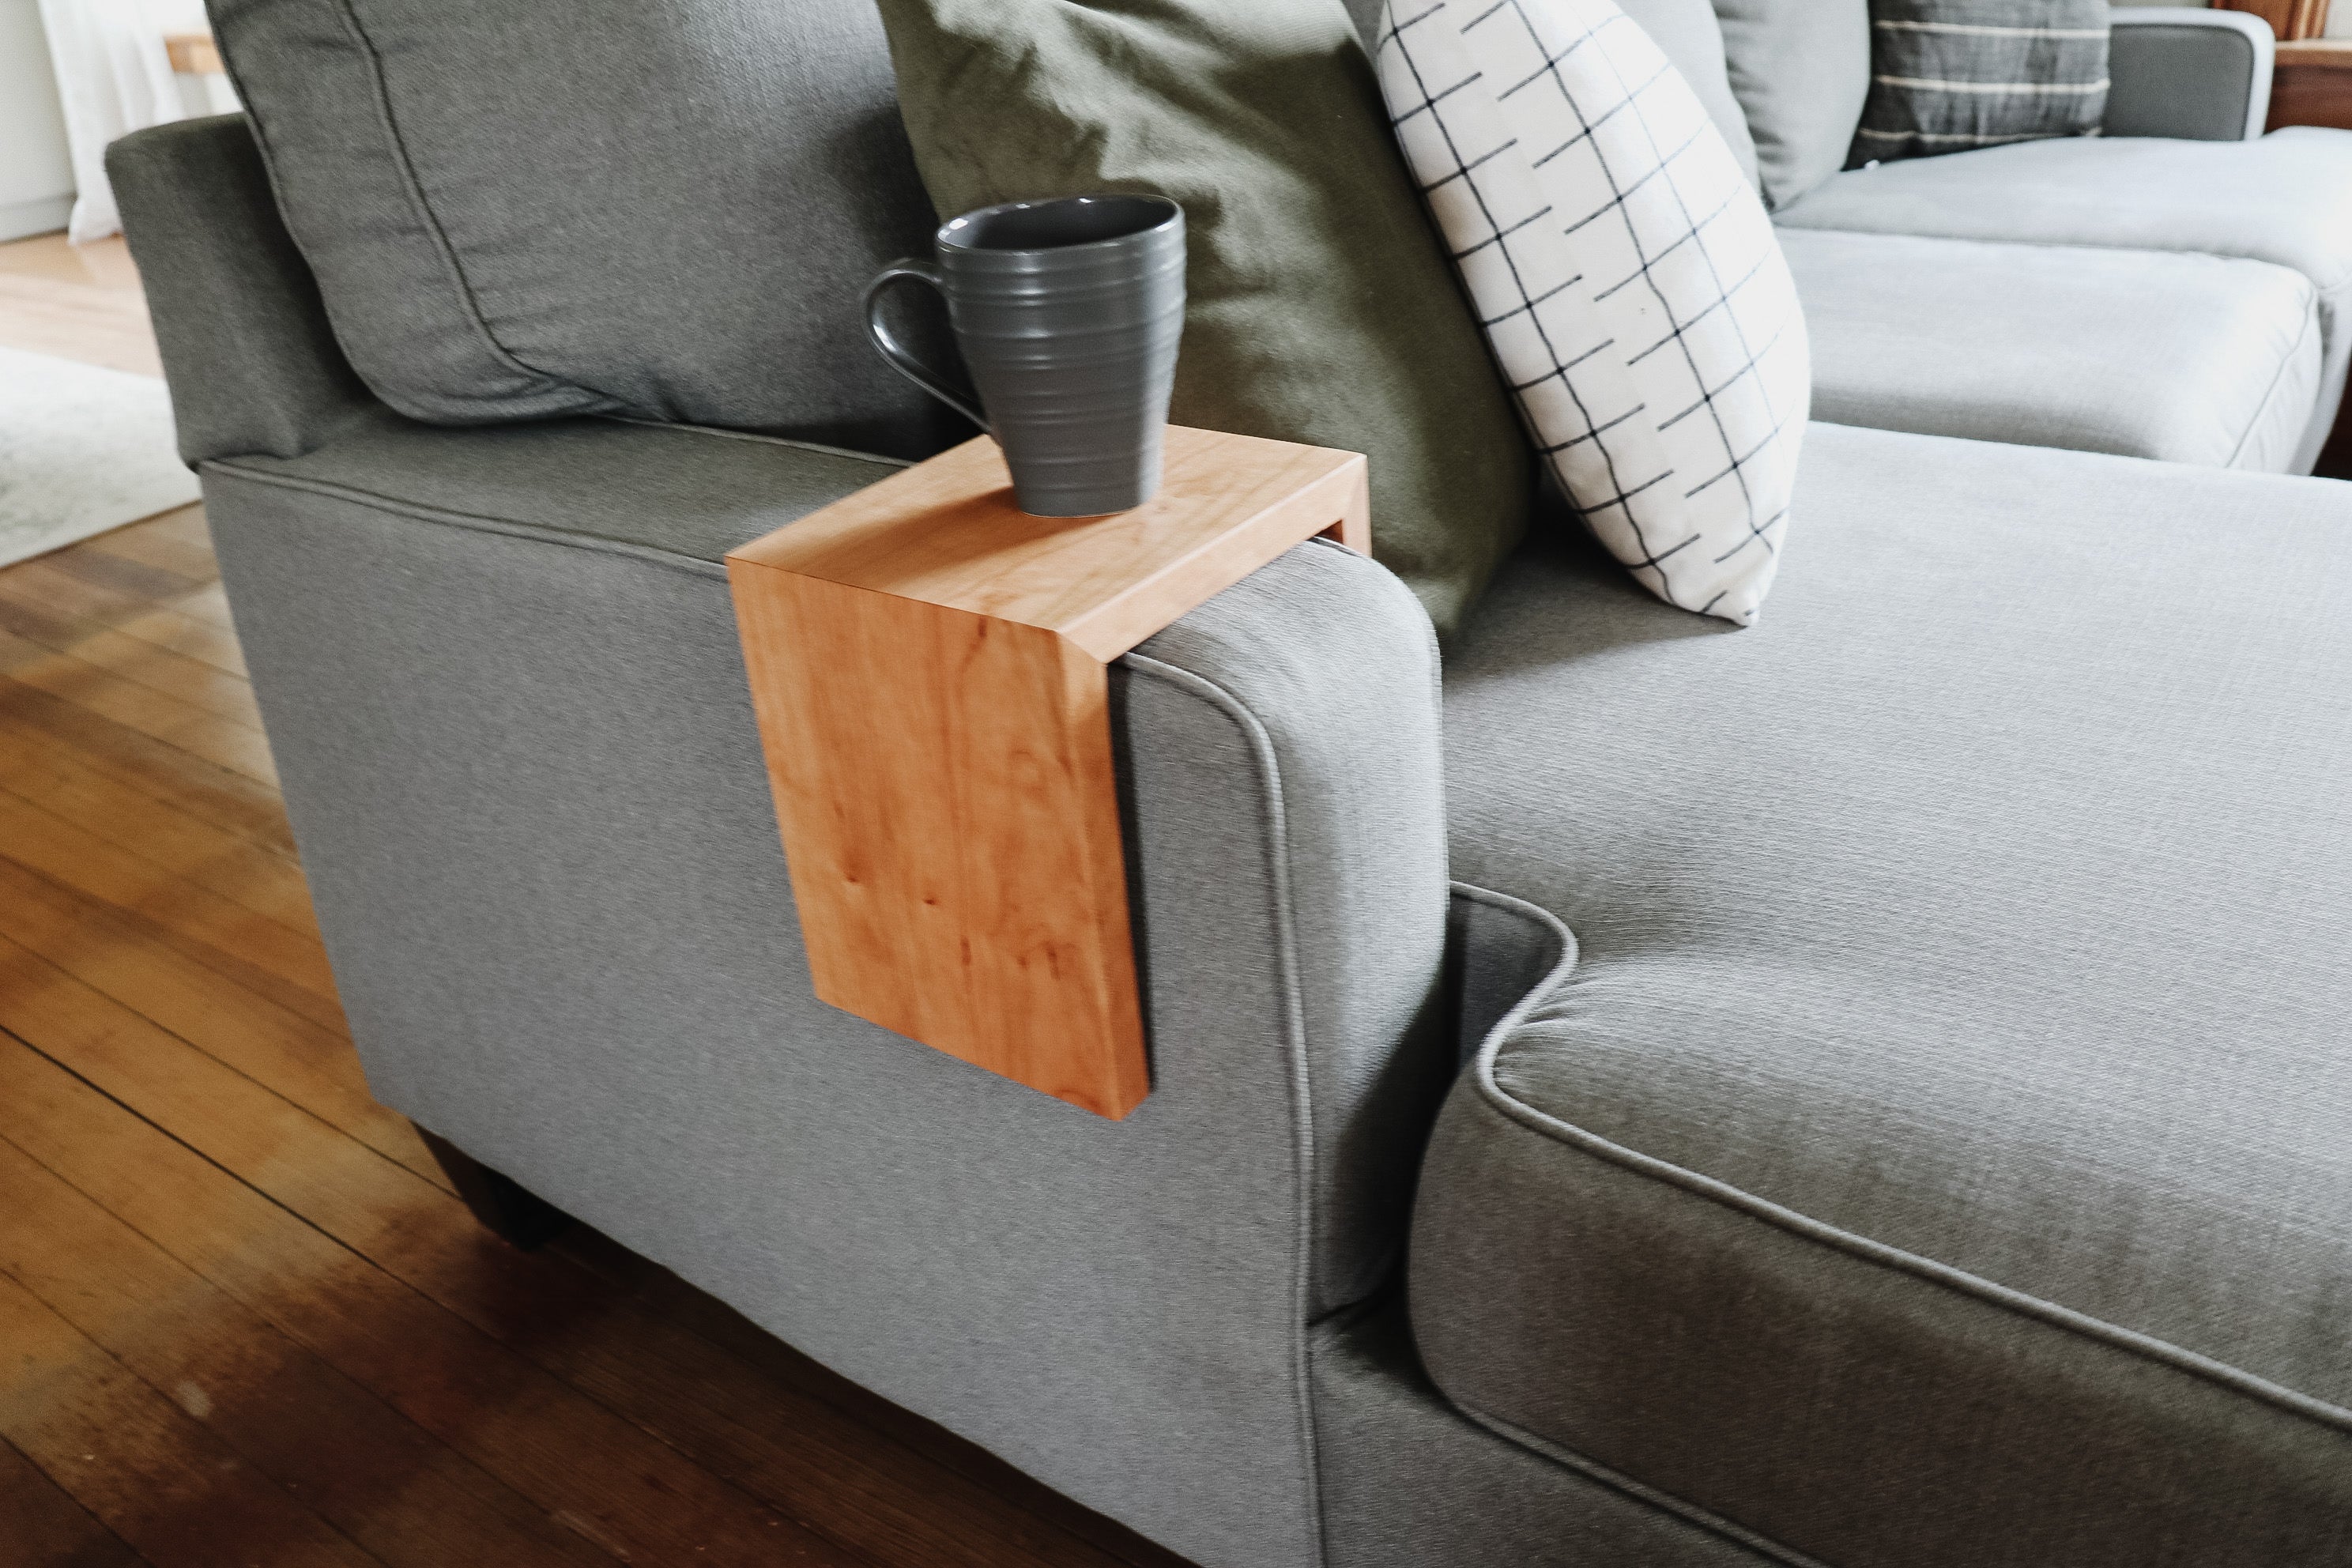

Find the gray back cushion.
xmin=1618 ymin=0 xmax=1762 ymax=189
xmin=209 ymin=0 xmax=969 ymax=458
xmin=1711 ymin=0 xmax=1873 ymax=209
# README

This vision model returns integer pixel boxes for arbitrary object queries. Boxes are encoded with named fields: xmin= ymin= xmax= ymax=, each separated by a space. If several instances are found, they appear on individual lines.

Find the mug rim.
xmin=937 ymin=193 xmax=1183 ymax=256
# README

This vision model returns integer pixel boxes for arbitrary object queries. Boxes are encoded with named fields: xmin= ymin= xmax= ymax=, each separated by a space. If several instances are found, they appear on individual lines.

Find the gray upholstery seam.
xmin=1782 ymin=228 xmax=2341 ymax=458
xmin=1820 ymin=228 xmax=2352 ymax=315
xmin=204 ymin=461 xmax=737 ymax=582
xmin=1298 ymin=533 xmax=1447 ymax=761
xmin=1118 ymin=650 xmax=1328 ymax=1564
xmin=1444 ymin=1395 xmax=1826 ymax=1568
xmin=1466 ymin=1025 xmax=2352 ymax=1438
xmin=1781 ymin=173 xmax=2352 ymax=305
xmin=1787 ymin=225 xmax=2311 ymax=270
xmin=1402 ymin=891 xmax=1822 ymax=1566
xmin=2228 ymin=286 xmax=2321 ymax=469
xmin=1300 ymin=1303 xmax=1801 ymax=1566
xmin=323 ymin=0 xmax=618 ymax=410
xmin=1445 ymin=883 xmax=1581 ymax=1043
xmin=1300 ymin=884 xmax=1574 ymax=1331
xmin=599 ymin=416 xmax=913 ymax=469
xmin=203 ymin=70 xmax=379 ymax=410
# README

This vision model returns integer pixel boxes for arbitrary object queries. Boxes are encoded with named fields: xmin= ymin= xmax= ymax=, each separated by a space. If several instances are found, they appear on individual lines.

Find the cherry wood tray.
xmin=727 ymin=425 xmax=1369 ymax=1118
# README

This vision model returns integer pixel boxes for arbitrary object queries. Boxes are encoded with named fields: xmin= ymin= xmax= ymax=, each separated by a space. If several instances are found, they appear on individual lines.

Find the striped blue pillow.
xmin=1851 ymin=0 xmax=2110 ymax=167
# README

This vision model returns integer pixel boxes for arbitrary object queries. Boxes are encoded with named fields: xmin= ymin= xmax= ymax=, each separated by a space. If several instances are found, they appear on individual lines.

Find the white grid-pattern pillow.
xmin=1378 ymin=0 xmax=1809 ymax=624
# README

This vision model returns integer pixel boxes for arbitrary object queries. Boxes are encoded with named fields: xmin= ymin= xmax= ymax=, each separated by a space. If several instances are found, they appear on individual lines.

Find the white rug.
xmin=0 ymin=345 xmax=201 ymax=569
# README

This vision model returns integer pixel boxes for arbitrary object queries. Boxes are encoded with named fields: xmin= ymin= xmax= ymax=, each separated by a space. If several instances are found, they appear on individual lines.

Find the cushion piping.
xmin=598 ymin=416 xmax=914 ymax=469
xmin=1096 ymin=649 xmax=1331 ymax=1559
xmin=1773 ymin=145 xmax=2352 ymax=305
xmin=318 ymin=0 xmax=620 ymax=410
xmin=1465 ymin=964 xmax=2352 ymax=1438
xmin=1414 ymin=888 xmax=1817 ymax=1566
xmin=2228 ymin=281 xmax=2322 ymax=469
xmin=1450 ymin=1392 xmax=1829 ymax=1568
xmin=1446 ymin=882 xmax=1578 ymax=1020
xmin=205 ymin=460 xmax=737 ymax=580
xmin=1780 ymin=226 xmax=2322 ymax=470
xmin=203 ymin=420 xmax=906 ymax=573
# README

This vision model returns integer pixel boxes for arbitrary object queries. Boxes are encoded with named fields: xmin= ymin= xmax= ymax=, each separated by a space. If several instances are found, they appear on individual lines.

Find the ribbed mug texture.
xmin=935 ymin=195 xmax=1185 ymax=516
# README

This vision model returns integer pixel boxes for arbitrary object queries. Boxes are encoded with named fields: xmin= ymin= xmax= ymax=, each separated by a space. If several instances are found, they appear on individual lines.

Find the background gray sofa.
xmin=1571 ymin=2 xmax=2347 ymax=474
xmin=117 ymin=0 xmax=2352 ymax=1563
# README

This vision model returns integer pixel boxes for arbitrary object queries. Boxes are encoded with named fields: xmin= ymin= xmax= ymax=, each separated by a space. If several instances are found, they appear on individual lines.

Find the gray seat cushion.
xmin=1777 ymin=128 xmax=2352 ymax=468
xmin=1783 ymin=228 xmax=2322 ymax=471
xmin=1419 ymin=424 xmax=2352 ymax=1567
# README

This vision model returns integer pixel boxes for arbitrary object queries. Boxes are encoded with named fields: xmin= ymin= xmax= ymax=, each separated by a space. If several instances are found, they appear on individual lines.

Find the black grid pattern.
xmin=1378 ymin=0 xmax=1809 ymax=624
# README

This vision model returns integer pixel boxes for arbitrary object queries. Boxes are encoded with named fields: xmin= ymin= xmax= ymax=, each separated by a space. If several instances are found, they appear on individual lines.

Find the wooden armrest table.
xmin=727 ymin=425 xmax=1369 ymax=1119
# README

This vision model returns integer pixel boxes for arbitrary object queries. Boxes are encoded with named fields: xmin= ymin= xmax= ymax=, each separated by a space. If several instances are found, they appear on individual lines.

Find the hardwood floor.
xmin=0 ymin=236 xmax=159 ymax=377
xmin=0 ymin=236 xmax=1192 ymax=1568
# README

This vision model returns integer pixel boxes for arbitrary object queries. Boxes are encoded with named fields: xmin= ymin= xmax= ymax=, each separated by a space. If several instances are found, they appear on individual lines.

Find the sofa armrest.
xmin=2105 ymin=7 xmax=2274 ymax=141
xmin=190 ymin=410 xmax=1453 ymax=1568
xmin=108 ymin=115 xmax=378 ymax=464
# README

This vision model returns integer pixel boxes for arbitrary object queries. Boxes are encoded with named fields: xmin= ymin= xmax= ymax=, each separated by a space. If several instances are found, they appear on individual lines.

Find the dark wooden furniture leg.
xmin=415 ymin=1126 xmax=571 ymax=1249
xmin=2269 ymin=39 xmax=2352 ymax=135
xmin=2318 ymin=401 xmax=2352 ymax=481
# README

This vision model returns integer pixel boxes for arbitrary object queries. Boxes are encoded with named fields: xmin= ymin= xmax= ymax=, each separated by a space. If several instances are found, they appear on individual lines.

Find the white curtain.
xmin=36 ymin=0 xmax=205 ymax=242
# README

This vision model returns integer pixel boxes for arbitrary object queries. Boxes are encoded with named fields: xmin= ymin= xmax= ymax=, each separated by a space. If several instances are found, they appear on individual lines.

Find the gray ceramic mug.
xmin=865 ymin=194 xmax=1185 ymax=517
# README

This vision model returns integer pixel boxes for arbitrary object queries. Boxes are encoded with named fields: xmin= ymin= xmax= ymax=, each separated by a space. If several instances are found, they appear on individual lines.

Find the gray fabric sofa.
xmin=115 ymin=1 xmax=2352 ymax=1563
xmin=1594 ymin=2 xmax=2350 ymax=475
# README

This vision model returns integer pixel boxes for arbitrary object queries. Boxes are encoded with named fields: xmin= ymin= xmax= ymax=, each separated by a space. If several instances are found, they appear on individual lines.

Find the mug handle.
xmin=864 ymin=261 xmax=989 ymax=431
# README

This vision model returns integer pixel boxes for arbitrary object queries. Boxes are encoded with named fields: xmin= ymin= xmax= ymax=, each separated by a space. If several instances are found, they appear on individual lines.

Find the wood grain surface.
xmin=735 ymin=575 xmax=1148 ymax=1116
xmin=729 ymin=424 xmax=1367 ymax=1118
xmin=2271 ymin=37 xmax=2352 ymax=132
xmin=731 ymin=425 xmax=1368 ymax=660
xmin=2220 ymin=0 xmax=2332 ymax=41
xmin=0 ymin=231 xmax=1197 ymax=1568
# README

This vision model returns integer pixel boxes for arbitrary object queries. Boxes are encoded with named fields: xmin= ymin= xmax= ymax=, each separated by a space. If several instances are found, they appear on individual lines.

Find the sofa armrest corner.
xmin=2105 ymin=7 xmax=2275 ymax=141
xmin=111 ymin=115 xmax=379 ymax=465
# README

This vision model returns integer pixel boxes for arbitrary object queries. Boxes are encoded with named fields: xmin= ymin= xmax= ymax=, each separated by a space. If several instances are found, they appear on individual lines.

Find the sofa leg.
xmin=2317 ymin=399 xmax=2352 ymax=480
xmin=415 ymin=1126 xmax=571 ymax=1250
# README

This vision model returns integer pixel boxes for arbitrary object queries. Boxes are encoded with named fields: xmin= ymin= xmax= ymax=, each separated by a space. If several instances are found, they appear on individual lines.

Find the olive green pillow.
xmin=874 ymin=0 xmax=1531 ymax=638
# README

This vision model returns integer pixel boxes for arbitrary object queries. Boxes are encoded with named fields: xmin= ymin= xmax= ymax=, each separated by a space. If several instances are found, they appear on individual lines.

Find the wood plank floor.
xmin=0 ymin=236 xmax=1193 ymax=1568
